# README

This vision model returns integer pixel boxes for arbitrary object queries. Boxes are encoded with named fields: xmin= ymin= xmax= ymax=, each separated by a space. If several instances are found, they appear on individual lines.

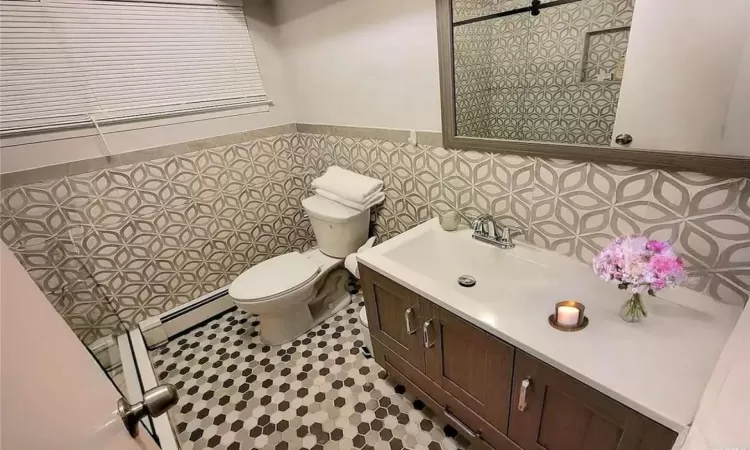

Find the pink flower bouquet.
xmin=593 ymin=235 xmax=686 ymax=322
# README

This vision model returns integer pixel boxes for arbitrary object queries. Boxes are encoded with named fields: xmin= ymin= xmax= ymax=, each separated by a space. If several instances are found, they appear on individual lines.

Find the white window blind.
xmin=0 ymin=0 xmax=269 ymax=134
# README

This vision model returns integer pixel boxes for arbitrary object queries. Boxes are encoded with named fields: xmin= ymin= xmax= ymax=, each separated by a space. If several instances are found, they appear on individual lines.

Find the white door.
xmin=0 ymin=242 xmax=161 ymax=450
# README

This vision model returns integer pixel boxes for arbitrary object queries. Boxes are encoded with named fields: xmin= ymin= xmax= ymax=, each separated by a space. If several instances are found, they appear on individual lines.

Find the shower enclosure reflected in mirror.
xmin=437 ymin=0 xmax=750 ymax=176
xmin=453 ymin=0 xmax=631 ymax=146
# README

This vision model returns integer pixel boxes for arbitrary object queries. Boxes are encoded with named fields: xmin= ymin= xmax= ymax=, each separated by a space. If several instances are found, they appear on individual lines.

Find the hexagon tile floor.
xmin=149 ymin=294 xmax=469 ymax=450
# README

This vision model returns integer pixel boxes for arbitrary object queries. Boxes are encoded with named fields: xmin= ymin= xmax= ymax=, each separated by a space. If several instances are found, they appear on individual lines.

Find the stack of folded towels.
xmin=312 ymin=166 xmax=385 ymax=211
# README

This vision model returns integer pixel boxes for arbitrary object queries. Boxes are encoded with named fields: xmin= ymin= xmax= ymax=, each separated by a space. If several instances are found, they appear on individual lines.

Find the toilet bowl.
xmin=228 ymin=195 xmax=371 ymax=345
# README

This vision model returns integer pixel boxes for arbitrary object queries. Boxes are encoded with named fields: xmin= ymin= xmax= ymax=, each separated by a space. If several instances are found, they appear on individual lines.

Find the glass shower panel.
xmin=7 ymin=225 xmax=131 ymax=377
xmin=2 ymin=221 xmax=161 ymax=439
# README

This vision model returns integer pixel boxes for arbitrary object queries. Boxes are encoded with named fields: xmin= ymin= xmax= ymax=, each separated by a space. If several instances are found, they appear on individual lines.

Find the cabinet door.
xmin=360 ymin=266 xmax=425 ymax=373
xmin=423 ymin=300 xmax=514 ymax=435
xmin=508 ymin=351 xmax=677 ymax=450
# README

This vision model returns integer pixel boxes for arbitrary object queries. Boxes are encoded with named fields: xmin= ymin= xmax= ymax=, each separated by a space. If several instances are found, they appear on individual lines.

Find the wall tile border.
xmin=296 ymin=123 xmax=410 ymax=143
xmin=0 ymin=123 xmax=298 ymax=189
xmin=295 ymin=123 xmax=443 ymax=147
xmin=1 ymin=123 xmax=443 ymax=189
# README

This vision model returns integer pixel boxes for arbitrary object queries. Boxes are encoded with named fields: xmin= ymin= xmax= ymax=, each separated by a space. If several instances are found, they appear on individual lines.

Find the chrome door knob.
xmin=118 ymin=384 xmax=179 ymax=437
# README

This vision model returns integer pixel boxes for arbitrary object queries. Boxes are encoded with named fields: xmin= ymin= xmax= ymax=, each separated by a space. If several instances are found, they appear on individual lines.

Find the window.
xmin=0 ymin=0 xmax=268 ymax=135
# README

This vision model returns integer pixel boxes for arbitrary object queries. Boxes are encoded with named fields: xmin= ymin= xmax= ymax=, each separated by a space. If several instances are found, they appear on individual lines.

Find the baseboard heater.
xmin=139 ymin=285 xmax=236 ymax=349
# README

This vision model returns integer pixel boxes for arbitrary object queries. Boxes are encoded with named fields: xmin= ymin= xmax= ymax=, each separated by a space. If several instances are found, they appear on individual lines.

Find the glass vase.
xmin=620 ymin=292 xmax=647 ymax=323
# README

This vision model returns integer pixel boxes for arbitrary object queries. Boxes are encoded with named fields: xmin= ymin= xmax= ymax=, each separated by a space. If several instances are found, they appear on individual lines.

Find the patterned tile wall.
xmin=453 ymin=0 xmax=634 ymax=146
xmin=454 ymin=19 xmax=495 ymax=137
xmin=298 ymin=130 xmax=750 ymax=306
xmin=2 ymin=126 xmax=748 ymax=344
xmin=0 ymin=133 xmax=316 ymax=344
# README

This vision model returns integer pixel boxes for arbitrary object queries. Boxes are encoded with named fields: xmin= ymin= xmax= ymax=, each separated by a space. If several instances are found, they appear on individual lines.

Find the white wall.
xmin=722 ymin=30 xmax=750 ymax=156
xmin=680 ymin=303 xmax=750 ymax=450
xmin=613 ymin=0 xmax=750 ymax=156
xmin=0 ymin=0 xmax=296 ymax=174
xmin=276 ymin=0 xmax=442 ymax=132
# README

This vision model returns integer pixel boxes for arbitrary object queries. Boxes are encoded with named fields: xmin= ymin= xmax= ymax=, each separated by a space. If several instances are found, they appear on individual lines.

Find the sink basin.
xmin=384 ymin=228 xmax=553 ymax=303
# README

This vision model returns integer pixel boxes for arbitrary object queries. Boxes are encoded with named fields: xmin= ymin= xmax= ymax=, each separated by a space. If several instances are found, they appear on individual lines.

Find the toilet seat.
xmin=229 ymin=252 xmax=321 ymax=303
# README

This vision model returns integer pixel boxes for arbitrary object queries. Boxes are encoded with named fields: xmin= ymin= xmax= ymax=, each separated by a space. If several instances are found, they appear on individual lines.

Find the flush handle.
xmin=518 ymin=377 xmax=532 ymax=412
xmin=423 ymin=319 xmax=435 ymax=348
xmin=404 ymin=307 xmax=416 ymax=335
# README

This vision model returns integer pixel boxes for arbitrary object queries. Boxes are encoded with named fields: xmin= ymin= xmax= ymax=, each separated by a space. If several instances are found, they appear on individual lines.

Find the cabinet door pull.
xmin=518 ymin=377 xmax=532 ymax=412
xmin=404 ymin=307 xmax=416 ymax=335
xmin=443 ymin=407 xmax=478 ymax=439
xmin=423 ymin=319 xmax=434 ymax=348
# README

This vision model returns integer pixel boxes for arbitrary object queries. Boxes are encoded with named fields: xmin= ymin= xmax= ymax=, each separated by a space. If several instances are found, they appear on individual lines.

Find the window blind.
xmin=0 ymin=0 xmax=268 ymax=134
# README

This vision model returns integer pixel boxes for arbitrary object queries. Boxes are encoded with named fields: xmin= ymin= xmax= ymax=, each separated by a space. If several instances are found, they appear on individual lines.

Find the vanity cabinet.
xmin=360 ymin=266 xmax=678 ymax=450
xmin=508 ymin=351 xmax=678 ymax=450
xmin=360 ymin=266 xmax=425 ymax=372
xmin=422 ymin=300 xmax=514 ymax=435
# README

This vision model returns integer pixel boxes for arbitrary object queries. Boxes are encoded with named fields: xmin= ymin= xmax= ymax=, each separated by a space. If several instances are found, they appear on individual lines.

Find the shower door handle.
xmin=118 ymin=384 xmax=179 ymax=437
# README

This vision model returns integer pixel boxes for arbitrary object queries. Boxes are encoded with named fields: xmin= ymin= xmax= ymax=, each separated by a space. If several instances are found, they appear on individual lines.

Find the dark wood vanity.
xmin=361 ymin=266 xmax=678 ymax=450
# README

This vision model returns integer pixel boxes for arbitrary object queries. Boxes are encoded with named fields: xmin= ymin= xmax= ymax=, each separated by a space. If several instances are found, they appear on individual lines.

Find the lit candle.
xmin=557 ymin=306 xmax=580 ymax=327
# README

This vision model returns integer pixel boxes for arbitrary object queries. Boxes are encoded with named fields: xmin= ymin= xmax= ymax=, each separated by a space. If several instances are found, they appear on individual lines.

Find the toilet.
xmin=228 ymin=194 xmax=371 ymax=345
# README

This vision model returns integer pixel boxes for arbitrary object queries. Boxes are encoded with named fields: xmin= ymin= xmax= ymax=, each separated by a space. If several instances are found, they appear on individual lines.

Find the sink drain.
xmin=457 ymin=275 xmax=476 ymax=287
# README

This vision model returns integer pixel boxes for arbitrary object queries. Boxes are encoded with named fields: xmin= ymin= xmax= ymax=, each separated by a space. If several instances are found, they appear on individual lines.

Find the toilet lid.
xmin=229 ymin=252 xmax=321 ymax=301
xmin=302 ymin=195 xmax=362 ymax=223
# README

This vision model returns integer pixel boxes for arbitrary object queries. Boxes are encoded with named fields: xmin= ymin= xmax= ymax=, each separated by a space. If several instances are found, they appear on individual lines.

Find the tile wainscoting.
xmin=0 ymin=127 xmax=315 ymax=343
xmin=1 ymin=123 xmax=747 ymax=342
xmin=297 ymin=124 xmax=749 ymax=306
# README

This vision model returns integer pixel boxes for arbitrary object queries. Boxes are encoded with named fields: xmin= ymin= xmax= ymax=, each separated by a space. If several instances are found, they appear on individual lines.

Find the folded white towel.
xmin=316 ymin=188 xmax=385 ymax=211
xmin=311 ymin=166 xmax=384 ymax=204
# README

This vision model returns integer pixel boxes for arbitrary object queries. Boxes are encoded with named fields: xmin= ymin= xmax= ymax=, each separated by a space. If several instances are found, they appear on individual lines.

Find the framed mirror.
xmin=436 ymin=0 xmax=750 ymax=176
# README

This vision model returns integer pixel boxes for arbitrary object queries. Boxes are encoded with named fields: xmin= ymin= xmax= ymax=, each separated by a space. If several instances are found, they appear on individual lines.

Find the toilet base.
xmin=232 ymin=261 xmax=352 ymax=346
xmin=251 ymin=292 xmax=352 ymax=346
xmin=257 ymin=304 xmax=314 ymax=346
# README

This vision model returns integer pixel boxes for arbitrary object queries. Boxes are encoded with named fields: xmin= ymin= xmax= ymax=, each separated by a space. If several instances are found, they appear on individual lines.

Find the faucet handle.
xmin=471 ymin=214 xmax=491 ymax=232
xmin=505 ymin=226 xmax=526 ymax=237
xmin=497 ymin=225 xmax=526 ymax=249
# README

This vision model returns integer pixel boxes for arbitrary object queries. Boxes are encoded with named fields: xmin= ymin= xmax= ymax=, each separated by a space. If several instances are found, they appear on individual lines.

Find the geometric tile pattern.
xmin=454 ymin=19 xmax=496 ymax=138
xmin=0 ymin=133 xmax=315 ymax=343
xmin=453 ymin=0 xmax=634 ymax=146
xmin=299 ymin=131 xmax=750 ymax=305
xmin=530 ymin=161 xmax=749 ymax=305
xmin=2 ymin=127 xmax=748 ymax=345
xmin=150 ymin=296 xmax=468 ymax=450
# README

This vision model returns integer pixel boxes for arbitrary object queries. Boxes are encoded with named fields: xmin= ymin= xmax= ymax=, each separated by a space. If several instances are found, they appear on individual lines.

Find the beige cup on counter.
xmin=439 ymin=211 xmax=460 ymax=231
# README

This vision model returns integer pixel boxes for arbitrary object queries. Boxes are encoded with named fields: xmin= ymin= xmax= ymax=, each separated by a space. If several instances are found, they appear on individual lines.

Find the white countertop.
xmin=357 ymin=219 xmax=742 ymax=432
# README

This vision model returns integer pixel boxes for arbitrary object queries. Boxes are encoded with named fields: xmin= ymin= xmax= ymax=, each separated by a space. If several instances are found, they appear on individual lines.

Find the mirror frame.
xmin=435 ymin=0 xmax=750 ymax=177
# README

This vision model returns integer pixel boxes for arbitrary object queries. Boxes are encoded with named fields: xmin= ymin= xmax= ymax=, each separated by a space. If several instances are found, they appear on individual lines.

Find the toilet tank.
xmin=302 ymin=195 xmax=370 ymax=258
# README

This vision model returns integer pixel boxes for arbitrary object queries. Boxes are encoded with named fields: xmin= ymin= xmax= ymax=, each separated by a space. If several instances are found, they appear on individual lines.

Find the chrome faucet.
xmin=470 ymin=214 xmax=525 ymax=249
xmin=471 ymin=214 xmax=500 ymax=240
